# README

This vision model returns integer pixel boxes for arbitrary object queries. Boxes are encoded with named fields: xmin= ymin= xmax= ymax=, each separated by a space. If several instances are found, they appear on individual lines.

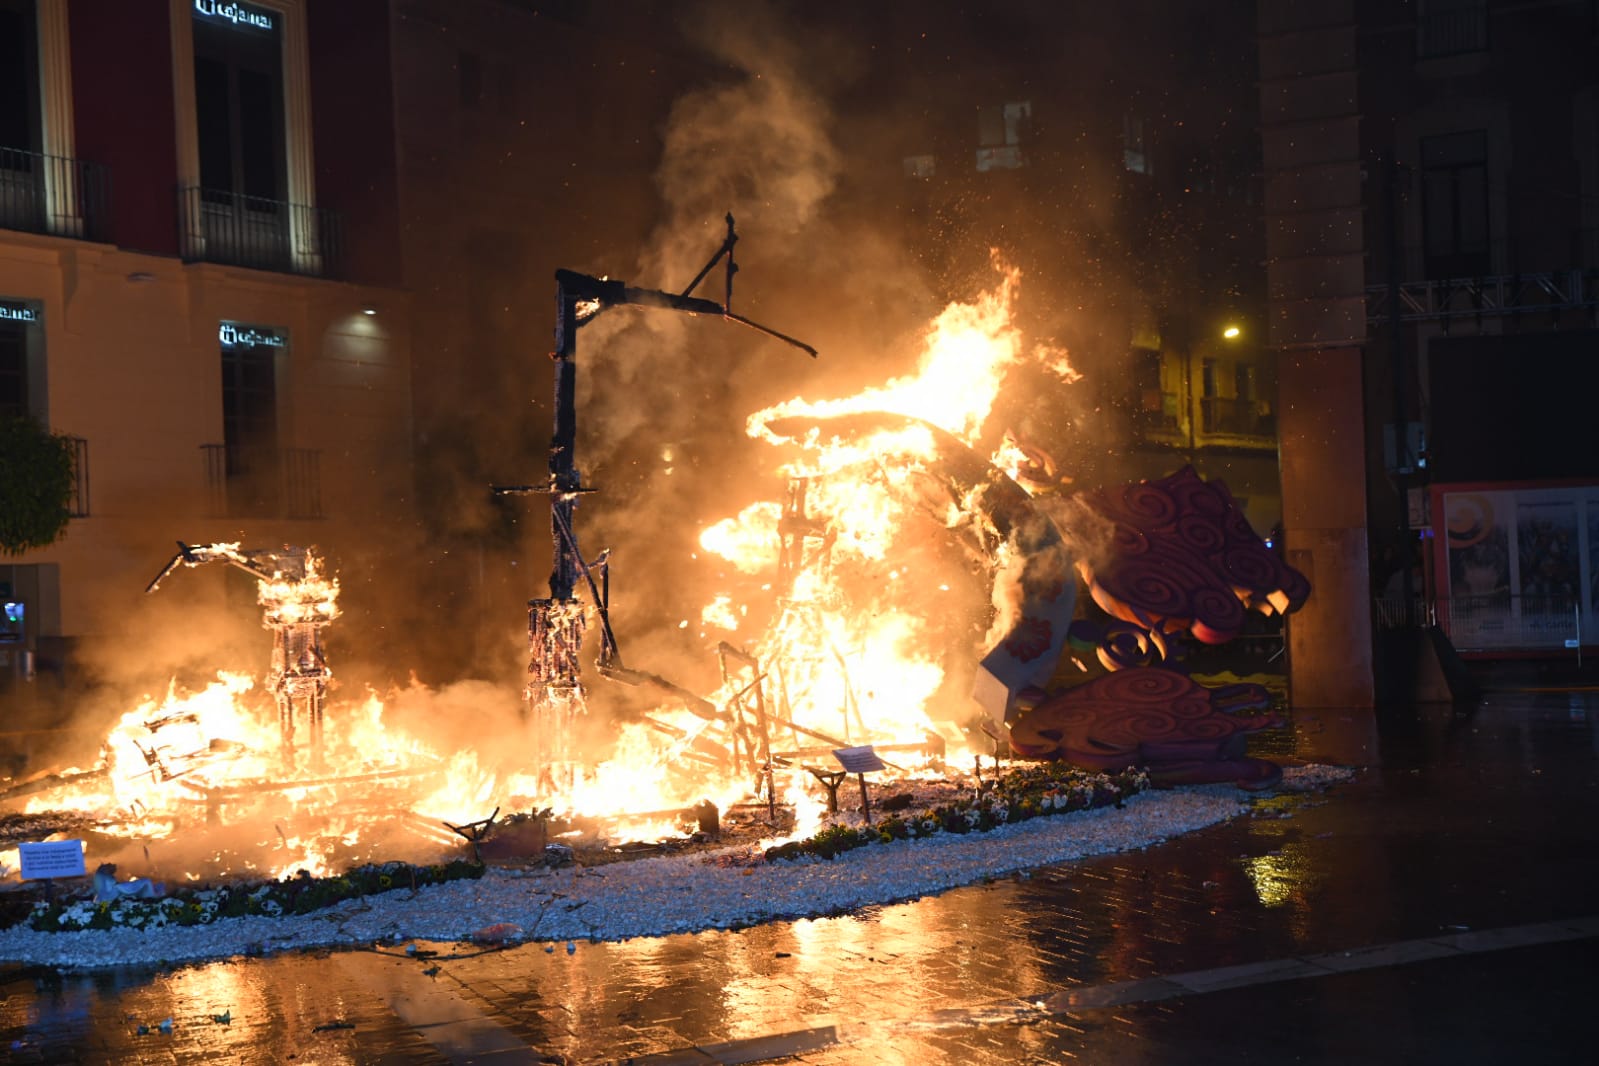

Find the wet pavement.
xmin=2 ymin=688 xmax=1596 ymax=1064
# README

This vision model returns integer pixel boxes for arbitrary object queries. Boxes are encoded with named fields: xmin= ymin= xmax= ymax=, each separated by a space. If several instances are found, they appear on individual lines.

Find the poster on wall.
xmin=1516 ymin=500 xmax=1579 ymax=603
xmin=1444 ymin=492 xmax=1512 ymax=604
xmin=1589 ymin=503 xmax=1599 ymax=620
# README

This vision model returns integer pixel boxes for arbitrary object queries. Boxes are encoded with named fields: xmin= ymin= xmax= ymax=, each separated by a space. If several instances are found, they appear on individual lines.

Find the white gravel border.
xmin=0 ymin=766 xmax=1351 ymax=971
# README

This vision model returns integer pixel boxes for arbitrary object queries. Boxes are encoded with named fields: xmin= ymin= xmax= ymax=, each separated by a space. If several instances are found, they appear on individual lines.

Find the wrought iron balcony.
xmin=1136 ymin=391 xmax=1184 ymax=436
xmin=1200 ymin=396 xmax=1274 ymax=438
xmin=178 ymin=187 xmax=342 ymax=277
xmin=202 ymin=443 xmax=323 ymax=520
xmin=67 ymin=436 xmax=90 ymax=517
xmin=0 ymin=145 xmax=111 ymax=242
xmin=1416 ymin=3 xmax=1487 ymax=59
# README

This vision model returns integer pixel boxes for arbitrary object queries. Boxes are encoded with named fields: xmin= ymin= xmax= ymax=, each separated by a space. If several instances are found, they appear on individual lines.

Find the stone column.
xmin=1259 ymin=0 xmax=1375 ymax=707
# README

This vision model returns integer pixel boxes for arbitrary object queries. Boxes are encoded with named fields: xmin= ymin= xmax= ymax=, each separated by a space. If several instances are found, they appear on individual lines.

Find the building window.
xmin=1123 ymin=114 xmax=1149 ymax=175
xmin=1417 ymin=0 xmax=1487 ymax=58
xmin=1134 ymin=347 xmax=1179 ymax=433
xmin=1235 ymin=363 xmax=1257 ymax=404
xmin=0 ymin=299 xmax=42 ymax=420
xmin=1421 ymin=130 xmax=1490 ymax=278
xmin=175 ymin=0 xmax=332 ymax=275
xmin=0 ymin=320 xmax=26 ymax=419
xmin=1200 ymin=357 xmax=1230 ymax=434
xmin=0 ymin=0 xmax=41 ymax=233
xmin=191 ymin=2 xmax=288 ymax=267
xmin=216 ymin=321 xmax=282 ymax=514
xmin=192 ymin=2 xmax=285 ymax=206
xmin=903 ymin=154 xmax=935 ymax=179
xmin=458 ymin=50 xmax=482 ymax=109
xmin=0 ymin=2 xmax=40 ymax=153
xmin=976 ymin=101 xmax=1030 ymax=172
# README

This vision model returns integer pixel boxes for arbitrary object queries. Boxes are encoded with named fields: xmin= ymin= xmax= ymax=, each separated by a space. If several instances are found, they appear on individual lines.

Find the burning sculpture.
xmin=146 ymin=542 xmax=337 ymax=770
xmin=498 ymin=216 xmax=816 ymax=793
xmin=0 ymin=256 xmax=1310 ymax=894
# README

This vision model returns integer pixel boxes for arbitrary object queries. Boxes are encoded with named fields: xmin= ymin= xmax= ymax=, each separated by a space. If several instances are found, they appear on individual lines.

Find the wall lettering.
xmin=193 ymin=0 xmax=275 ymax=32
xmin=219 ymin=323 xmax=286 ymax=348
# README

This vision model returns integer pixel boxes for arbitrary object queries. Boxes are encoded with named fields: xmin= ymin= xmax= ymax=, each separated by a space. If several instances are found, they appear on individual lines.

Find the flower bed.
xmin=764 ymin=765 xmax=1150 ymax=861
xmin=13 ymin=763 xmax=1150 ymax=937
xmin=25 ymin=859 xmax=484 ymax=934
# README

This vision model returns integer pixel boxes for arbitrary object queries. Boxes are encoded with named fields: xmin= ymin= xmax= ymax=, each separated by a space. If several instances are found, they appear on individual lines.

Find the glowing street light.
xmin=1222 ymin=324 xmax=1242 ymax=340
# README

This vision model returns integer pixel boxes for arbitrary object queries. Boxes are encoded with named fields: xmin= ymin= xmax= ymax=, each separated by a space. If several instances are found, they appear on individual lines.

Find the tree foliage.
xmin=0 ymin=415 xmax=75 ymax=555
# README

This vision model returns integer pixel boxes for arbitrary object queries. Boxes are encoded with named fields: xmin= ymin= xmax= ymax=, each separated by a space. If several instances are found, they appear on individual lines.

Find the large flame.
xmin=691 ymin=259 xmax=1076 ymax=762
xmin=8 ymin=262 xmax=1078 ymax=883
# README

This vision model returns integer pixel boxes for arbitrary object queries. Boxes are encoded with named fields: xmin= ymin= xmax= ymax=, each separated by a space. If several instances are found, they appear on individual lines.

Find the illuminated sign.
xmin=0 ymin=302 xmax=39 ymax=323
xmin=219 ymin=323 xmax=286 ymax=347
xmin=193 ymin=0 xmax=274 ymax=31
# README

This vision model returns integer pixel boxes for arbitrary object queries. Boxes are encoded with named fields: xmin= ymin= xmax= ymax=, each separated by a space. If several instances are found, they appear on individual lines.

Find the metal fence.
xmin=1375 ymin=594 xmax=1584 ymax=653
xmin=178 ymin=187 xmax=342 ymax=278
xmin=0 ymin=146 xmax=111 ymax=242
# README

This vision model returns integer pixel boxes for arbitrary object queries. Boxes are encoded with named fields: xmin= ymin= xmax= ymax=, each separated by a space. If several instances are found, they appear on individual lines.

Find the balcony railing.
xmin=178 ymin=187 xmax=342 ymax=277
xmin=202 ymin=443 xmax=323 ymax=519
xmin=67 ymin=436 xmax=90 ymax=517
xmin=1137 ymin=391 xmax=1183 ymax=435
xmin=1199 ymin=396 xmax=1274 ymax=438
xmin=0 ymin=146 xmax=111 ymax=242
xmin=1416 ymin=3 xmax=1487 ymax=58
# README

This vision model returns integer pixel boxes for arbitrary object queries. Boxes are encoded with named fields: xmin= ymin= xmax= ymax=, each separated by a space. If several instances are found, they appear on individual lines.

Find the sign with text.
xmin=0 ymin=301 xmax=39 ymax=323
xmin=832 ymin=745 xmax=886 ymax=774
xmin=194 ymin=0 xmax=275 ymax=31
xmin=219 ymin=322 xmax=287 ymax=348
xmin=18 ymin=840 xmax=87 ymax=880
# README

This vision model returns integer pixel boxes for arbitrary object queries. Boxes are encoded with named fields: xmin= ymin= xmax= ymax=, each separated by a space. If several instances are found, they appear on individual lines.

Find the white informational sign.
xmin=18 ymin=839 xmax=87 ymax=880
xmin=832 ymin=745 xmax=887 ymax=774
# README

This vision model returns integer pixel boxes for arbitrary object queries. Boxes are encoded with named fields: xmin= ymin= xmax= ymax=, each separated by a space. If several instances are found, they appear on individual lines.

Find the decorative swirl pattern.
xmin=1119 ymin=482 xmax=1180 ymax=525
xmin=1008 ymin=667 xmax=1285 ymax=790
xmin=1074 ymin=466 xmax=1310 ymax=645
xmin=1176 ymin=513 xmax=1227 ymax=555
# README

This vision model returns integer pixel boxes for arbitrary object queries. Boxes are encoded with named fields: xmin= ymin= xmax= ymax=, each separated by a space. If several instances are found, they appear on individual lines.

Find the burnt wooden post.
xmin=495 ymin=222 xmax=815 ymax=793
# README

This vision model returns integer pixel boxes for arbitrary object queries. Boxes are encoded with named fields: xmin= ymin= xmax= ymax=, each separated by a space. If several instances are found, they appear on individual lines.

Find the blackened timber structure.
xmin=496 ymin=216 xmax=815 ymax=792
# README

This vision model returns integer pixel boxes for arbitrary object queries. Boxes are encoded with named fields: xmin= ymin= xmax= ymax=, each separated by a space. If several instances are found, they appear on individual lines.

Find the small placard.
xmin=1565 ymin=639 xmax=1581 ymax=649
xmin=832 ymin=745 xmax=886 ymax=774
xmin=18 ymin=840 xmax=87 ymax=880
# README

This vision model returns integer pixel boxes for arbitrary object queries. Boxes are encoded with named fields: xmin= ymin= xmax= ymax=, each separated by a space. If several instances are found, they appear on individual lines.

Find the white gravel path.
xmin=0 ymin=766 xmax=1351 ymax=971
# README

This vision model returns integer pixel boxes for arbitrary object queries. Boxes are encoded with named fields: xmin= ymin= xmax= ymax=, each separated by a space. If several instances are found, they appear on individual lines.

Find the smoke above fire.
xmin=6 ymin=2 xmax=1165 ymax=886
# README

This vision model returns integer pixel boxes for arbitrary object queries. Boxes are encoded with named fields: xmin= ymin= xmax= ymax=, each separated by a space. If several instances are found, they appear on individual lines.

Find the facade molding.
xmin=35 ymin=0 xmax=79 ymax=234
